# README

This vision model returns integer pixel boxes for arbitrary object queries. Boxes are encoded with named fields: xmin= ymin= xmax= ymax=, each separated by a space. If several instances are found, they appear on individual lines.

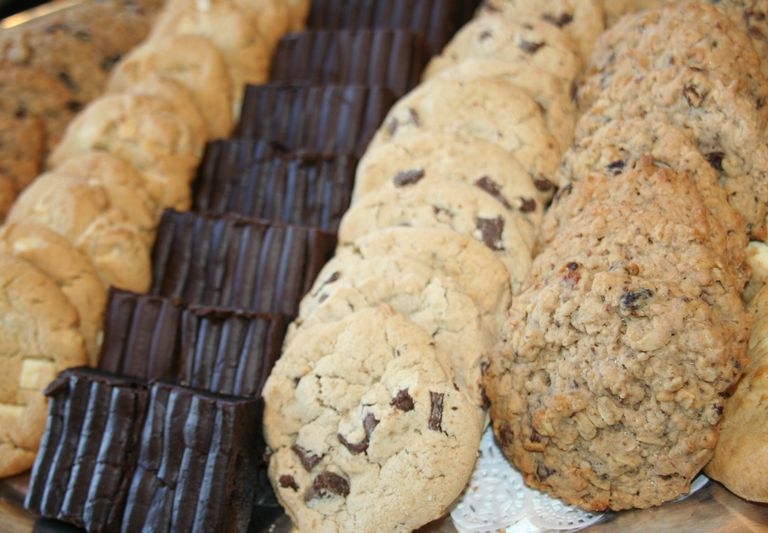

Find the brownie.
xmin=194 ymin=138 xmax=282 ymax=190
xmin=269 ymin=29 xmax=429 ymax=96
xmin=192 ymin=152 xmax=357 ymax=233
xmin=305 ymin=0 xmax=478 ymax=55
xmin=98 ymin=289 xmax=287 ymax=397
xmin=235 ymin=84 xmax=396 ymax=158
xmin=149 ymin=210 xmax=336 ymax=315
xmin=25 ymin=368 xmax=149 ymax=532
xmin=25 ymin=367 xmax=271 ymax=532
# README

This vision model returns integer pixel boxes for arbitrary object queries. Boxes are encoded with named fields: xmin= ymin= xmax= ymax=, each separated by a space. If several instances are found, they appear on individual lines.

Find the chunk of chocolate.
xmin=304 ymin=471 xmax=350 ymax=501
xmin=475 ymin=216 xmax=505 ymax=250
xmin=192 ymin=153 xmax=357 ymax=233
xmin=392 ymin=168 xmax=425 ymax=187
xmin=150 ymin=210 xmax=336 ymax=316
xmin=291 ymin=443 xmax=324 ymax=471
xmin=235 ymin=84 xmax=396 ymax=158
xmin=428 ymin=391 xmax=444 ymax=432
xmin=270 ymin=30 xmax=428 ymax=97
xmin=391 ymin=389 xmax=415 ymax=411
xmin=25 ymin=367 xmax=149 ymax=532
xmin=99 ymin=289 xmax=287 ymax=397
xmin=337 ymin=413 xmax=379 ymax=454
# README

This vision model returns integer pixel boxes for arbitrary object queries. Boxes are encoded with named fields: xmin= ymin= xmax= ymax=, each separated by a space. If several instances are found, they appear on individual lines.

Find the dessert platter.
xmin=1 ymin=0 xmax=768 ymax=532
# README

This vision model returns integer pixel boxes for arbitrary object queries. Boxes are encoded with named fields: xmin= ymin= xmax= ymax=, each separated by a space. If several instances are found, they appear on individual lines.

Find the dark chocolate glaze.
xmin=98 ymin=289 xmax=287 ymax=397
xmin=235 ymin=84 xmax=396 ymax=158
xmin=269 ymin=29 xmax=429 ymax=96
xmin=305 ymin=0 xmax=479 ymax=55
xmin=192 ymin=153 xmax=357 ymax=233
xmin=149 ymin=210 xmax=336 ymax=315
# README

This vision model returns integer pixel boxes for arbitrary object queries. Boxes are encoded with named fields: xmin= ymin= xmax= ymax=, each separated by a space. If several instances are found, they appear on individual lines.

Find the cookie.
xmin=744 ymin=241 xmax=768 ymax=303
xmin=427 ymin=59 xmax=576 ymax=153
xmin=423 ymin=14 xmax=582 ymax=86
xmin=576 ymin=65 xmax=768 ymax=240
xmin=107 ymin=34 xmax=233 ymax=139
xmin=337 ymin=178 xmax=533 ymax=289
xmin=0 ymin=253 xmax=87 ymax=478
xmin=54 ymin=151 xmax=158 ymax=245
xmin=48 ymin=89 xmax=207 ymax=211
xmin=7 ymin=170 xmax=152 ymax=293
xmin=477 ymin=0 xmax=605 ymax=60
xmin=0 ymin=112 xmax=44 ymax=219
xmin=712 ymin=0 xmax=768 ymax=78
xmin=484 ymin=164 xmax=749 ymax=511
xmin=705 ymin=282 xmax=768 ymax=503
xmin=601 ymin=0 xmax=677 ymax=26
xmin=354 ymin=130 xmax=543 ymax=233
xmin=335 ymin=226 xmax=512 ymax=330
xmin=0 ymin=62 xmax=80 ymax=151
xmin=578 ymin=1 xmax=768 ymax=113
xmin=0 ymin=222 xmax=107 ymax=364
xmin=289 ymin=254 xmax=495 ymax=404
xmin=555 ymin=118 xmax=749 ymax=286
xmin=148 ymin=0 xmax=271 ymax=115
xmin=263 ymin=305 xmax=483 ymax=532
xmin=0 ymin=18 xmax=108 ymax=104
xmin=369 ymin=75 xmax=561 ymax=199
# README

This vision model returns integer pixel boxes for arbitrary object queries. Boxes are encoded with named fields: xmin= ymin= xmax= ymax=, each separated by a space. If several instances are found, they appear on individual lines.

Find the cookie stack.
xmin=0 ymin=0 xmax=166 ymax=220
xmin=484 ymin=0 xmax=762 ymax=512
xmin=9 ymin=0 xmax=298 ymax=518
xmin=260 ymin=1 xmax=599 ymax=530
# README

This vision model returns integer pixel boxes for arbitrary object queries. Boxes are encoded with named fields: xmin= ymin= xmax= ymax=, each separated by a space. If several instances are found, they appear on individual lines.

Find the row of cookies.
xmin=0 ymin=0 xmax=166 ymax=220
xmin=484 ymin=0 xmax=763 ymax=512
xmin=260 ymin=1 xmax=595 ymax=530
xmin=0 ymin=0 xmax=304 ymax=482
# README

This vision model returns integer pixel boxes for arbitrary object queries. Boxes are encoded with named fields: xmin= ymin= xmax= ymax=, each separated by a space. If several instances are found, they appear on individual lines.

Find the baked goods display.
xmin=0 ymin=0 xmax=767 ymax=531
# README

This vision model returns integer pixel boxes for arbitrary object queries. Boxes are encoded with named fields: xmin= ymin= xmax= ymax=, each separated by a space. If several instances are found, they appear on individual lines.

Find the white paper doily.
xmin=450 ymin=427 xmax=710 ymax=533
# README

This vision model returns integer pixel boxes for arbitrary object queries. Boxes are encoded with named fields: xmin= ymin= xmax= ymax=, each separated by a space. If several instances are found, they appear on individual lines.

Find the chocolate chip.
xmin=683 ymin=84 xmax=706 ymax=107
xmin=562 ymin=262 xmax=581 ymax=289
xmin=542 ymin=12 xmax=573 ymax=27
xmin=606 ymin=159 xmax=626 ymax=175
xmin=475 ymin=176 xmax=513 ymax=210
xmin=479 ymin=30 xmax=493 ymax=40
xmin=291 ymin=443 xmax=323 ymax=471
xmin=519 ymin=40 xmax=545 ymax=54
xmin=337 ymin=413 xmax=379 ymax=455
xmin=304 ymin=471 xmax=350 ymax=501
xmin=57 ymin=71 xmax=76 ymax=90
xmin=476 ymin=216 xmax=505 ymax=250
xmin=705 ymin=151 xmax=725 ymax=172
xmin=428 ymin=391 xmax=444 ymax=432
xmin=620 ymin=288 xmax=654 ymax=311
xmin=520 ymin=197 xmax=537 ymax=213
xmin=279 ymin=475 xmax=299 ymax=491
xmin=534 ymin=177 xmax=556 ymax=192
xmin=391 ymin=389 xmax=414 ymax=411
xmin=536 ymin=463 xmax=555 ymax=480
xmin=393 ymin=168 xmax=425 ymax=187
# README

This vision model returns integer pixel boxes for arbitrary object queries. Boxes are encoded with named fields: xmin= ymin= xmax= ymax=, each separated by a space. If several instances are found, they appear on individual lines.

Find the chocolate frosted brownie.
xmin=235 ymin=84 xmax=396 ymax=158
xmin=150 ymin=210 xmax=336 ymax=316
xmin=195 ymin=138 xmax=281 ymax=187
xmin=270 ymin=29 xmax=429 ymax=97
xmin=306 ymin=0 xmax=476 ymax=55
xmin=99 ymin=289 xmax=287 ymax=397
xmin=25 ymin=367 xmax=269 ymax=532
xmin=193 ymin=153 xmax=357 ymax=233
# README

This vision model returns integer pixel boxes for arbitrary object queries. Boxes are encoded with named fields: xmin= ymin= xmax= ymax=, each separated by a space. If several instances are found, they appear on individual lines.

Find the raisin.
xmin=428 ymin=391 xmax=444 ymax=432
xmin=605 ymin=159 xmax=626 ymax=175
xmin=536 ymin=463 xmax=555 ymax=480
xmin=542 ymin=12 xmax=573 ymax=27
xmin=519 ymin=197 xmax=537 ymax=213
xmin=304 ymin=471 xmax=350 ymax=501
xmin=619 ymin=288 xmax=654 ymax=311
xmin=393 ymin=168 xmax=425 ymax=187
xmin=519 ymin=40 xmax=545 ymax=54
xmin=476 ymin=216 xmax=505 ymax=250
xmin=534 ymin=177 xmax=556 ymax=192
xmin=291 ymin=443 xmax=323 ymax=471
xmin=705 ymin=152 xmax=725 ymax=172
xmin=279 ymin=475 xmax=299 ymax=491
xmin=391 ymin=389 xmax=415 ymax=411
